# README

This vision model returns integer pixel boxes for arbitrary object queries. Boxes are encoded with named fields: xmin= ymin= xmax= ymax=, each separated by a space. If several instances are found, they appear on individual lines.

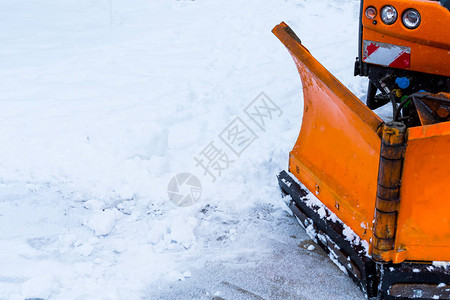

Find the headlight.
xmin=402 ymin=9 xmax=421 ymax=29
xmin=381 ymin=5 xmax=398 ymax=25
xmin=365 ymin=6 xmax=377 ymax=19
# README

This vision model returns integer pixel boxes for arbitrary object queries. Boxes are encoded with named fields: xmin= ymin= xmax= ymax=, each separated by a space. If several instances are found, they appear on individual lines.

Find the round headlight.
xmin=365 ymin=6 xmax=377 ymax=19
xmin=381 ymin=5 xmax=398 ymax=25
xmin=402 ymin=9 xmax=421 ymax=29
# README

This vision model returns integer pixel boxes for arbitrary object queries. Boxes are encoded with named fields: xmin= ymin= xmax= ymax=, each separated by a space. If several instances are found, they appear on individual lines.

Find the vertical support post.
xmin=372 ymin=122 xmax=406 ymax=262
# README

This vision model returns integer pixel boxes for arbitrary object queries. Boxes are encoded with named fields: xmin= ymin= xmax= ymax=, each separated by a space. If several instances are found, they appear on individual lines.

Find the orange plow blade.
xmin=274 ymin=22 xmax=450 ymax=300
xmin=273 ymin=22 xmax=383 ymax=244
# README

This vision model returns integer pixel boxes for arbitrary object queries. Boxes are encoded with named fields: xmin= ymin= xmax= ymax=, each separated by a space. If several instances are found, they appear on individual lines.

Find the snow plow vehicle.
xmin=275 ymin=0 xmax=449 ymax=299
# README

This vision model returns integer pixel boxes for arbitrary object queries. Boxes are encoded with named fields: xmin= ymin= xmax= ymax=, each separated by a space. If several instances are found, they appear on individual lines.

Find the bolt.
xmin=437 ymin=105 xmax=450 ymax=118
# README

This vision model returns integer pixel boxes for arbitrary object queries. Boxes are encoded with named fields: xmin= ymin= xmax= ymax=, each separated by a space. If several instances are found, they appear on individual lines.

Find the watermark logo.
xmin=167 ymin=173 xmax=202 ymax=207
xmin=244 ymin=92 xmax=282 ymax=131
xmin=194 ymin=92 xmax=281 ymax=183
xmin=193 ymin=93 xmax=282 ymax=183
xmin=194 ymin=142 xmax=234 ymax=183
xmin=219 ymin=117 xmax=258 ymax=157
xmin=168 ymin=92 xmax=282 ymax=206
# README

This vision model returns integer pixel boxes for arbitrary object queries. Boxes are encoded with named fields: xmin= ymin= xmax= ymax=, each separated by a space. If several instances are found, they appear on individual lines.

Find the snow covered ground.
xmin=0 ymin=0 xmax=370 ymax=299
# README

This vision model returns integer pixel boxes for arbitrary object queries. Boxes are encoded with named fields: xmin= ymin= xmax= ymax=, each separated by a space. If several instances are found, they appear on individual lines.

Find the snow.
xmin=307 ymin=244 xmax=316 ymax=251
xmin=87 ymin=208 xmax=120 ymax=236
xmin=329 ymin=250 xmax=349 ymax=276
xmin=23 ymin=277 xmax=57 ymax=300
xmin=281 ymin=178 xmax=292 ymax=187
xmin=0 ymin=0 xmax=369 ymax=299
xmin=433 ymin=261 xmax=450 ymax=269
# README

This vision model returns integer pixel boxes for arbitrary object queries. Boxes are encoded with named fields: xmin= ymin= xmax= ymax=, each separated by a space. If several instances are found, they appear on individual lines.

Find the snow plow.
xmin=275 ymin=1 xmax=450 ymax=299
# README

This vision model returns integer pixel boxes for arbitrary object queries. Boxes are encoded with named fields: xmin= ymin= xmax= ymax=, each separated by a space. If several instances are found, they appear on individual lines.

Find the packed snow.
xmin=0 ymin=0 xmax=371 ymax=299
xmin=433 ymin=261 xmax=450 ymax=269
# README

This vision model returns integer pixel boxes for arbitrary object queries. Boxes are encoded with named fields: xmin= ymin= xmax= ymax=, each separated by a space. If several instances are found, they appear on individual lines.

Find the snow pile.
xmin=0 ymin=0 xmax=367 ymax=299
xmin=87 ymin=209 xmax=120 ymax=236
